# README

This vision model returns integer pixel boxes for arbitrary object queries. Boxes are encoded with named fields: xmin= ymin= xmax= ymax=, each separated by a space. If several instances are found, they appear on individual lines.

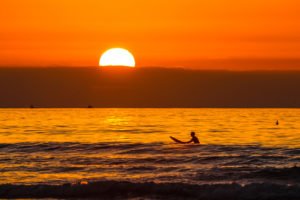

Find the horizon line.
xmin=1 ymin=66 xmax=300 ymax=72
xmin=1 ymin=107 xmax=300 ymax=109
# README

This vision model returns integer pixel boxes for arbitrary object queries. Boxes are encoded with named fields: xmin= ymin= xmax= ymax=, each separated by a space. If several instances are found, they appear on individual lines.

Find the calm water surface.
xmin=0 ymin=108 xmax=300 ymax=185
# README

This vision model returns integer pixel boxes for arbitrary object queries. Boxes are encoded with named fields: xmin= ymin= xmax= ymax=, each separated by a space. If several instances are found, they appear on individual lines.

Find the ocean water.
xmin=1 ymin=108 xmax=300 ymax=199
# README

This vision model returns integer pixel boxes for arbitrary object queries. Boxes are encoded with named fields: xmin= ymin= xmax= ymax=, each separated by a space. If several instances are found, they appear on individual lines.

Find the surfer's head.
xmin=191 ymin=132 xmax=195 ymax=136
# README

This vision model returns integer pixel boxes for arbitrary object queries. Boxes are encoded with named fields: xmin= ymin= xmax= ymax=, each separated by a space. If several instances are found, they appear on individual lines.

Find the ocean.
xmin=1 ymin=108 xmax=300 ymax=199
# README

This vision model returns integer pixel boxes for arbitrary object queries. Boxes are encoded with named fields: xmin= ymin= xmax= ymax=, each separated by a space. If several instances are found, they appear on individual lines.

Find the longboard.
xmin=170 ymin=136 xmax=186 ymax=144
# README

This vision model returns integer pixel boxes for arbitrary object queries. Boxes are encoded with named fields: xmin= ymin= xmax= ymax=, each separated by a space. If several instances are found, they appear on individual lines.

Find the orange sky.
xmin=1 ymin=0 xmax=300 ymax=69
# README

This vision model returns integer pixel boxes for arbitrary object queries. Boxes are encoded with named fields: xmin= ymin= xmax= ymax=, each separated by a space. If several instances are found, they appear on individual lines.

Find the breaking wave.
xmin=1 ymin=181 xmax=300 ymax=200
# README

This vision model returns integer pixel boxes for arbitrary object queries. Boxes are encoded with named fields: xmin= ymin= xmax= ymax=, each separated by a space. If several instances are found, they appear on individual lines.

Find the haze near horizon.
xmin=1 ymin=67 xmax=299 ymax=108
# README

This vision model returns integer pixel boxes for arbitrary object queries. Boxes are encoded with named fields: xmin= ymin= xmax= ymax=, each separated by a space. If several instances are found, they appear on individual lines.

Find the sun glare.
xmin=99 ymin=48 xmax=135 ymax=67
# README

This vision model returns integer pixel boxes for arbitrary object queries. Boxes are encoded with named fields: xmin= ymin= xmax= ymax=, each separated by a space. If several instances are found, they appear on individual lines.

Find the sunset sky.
xmin=1 ymin=0 xmax=300 ymax=69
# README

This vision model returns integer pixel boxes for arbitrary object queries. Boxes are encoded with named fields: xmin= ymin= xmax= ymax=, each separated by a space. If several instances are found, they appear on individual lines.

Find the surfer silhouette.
xmin=186 ymin=132 xmax=200 ymax=144
xmin=170 ymin=132 xmax=200 ymax=144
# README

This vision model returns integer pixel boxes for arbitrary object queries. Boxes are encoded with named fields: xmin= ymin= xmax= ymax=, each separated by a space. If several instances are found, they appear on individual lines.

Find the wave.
xmin=0 ymin=142 xmax=164 ymax=153
xmin=192 ymin=166 xmax=300 ymax=183
xmin=1 ymin=181 xmax=300 ymax=199
xmin=2 ymin=142 xmax=300 ymax=154
xmin=245 ymin=166 xmax=300 ymax=181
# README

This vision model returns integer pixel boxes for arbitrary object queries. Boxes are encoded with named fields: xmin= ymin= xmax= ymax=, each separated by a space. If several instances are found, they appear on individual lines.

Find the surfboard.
xmin=170 ymin=136 xmax=186 ymax=144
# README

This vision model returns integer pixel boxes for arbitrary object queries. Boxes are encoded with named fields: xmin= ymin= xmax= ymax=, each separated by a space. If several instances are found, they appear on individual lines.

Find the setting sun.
xmin=99 ymin=48 xmax=135 ymax=67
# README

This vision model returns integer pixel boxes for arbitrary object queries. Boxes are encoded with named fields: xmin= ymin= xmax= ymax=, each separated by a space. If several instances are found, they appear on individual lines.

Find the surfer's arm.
xmin=185 ymin=139 xmax=193 ymax=144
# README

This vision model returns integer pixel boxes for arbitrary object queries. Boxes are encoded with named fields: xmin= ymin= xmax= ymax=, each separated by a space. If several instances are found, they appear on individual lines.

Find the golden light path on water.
xmin=0 ymin=108 xmax=300 ymax=185
xmin=1 ymin=108 xmax=299 ymax=146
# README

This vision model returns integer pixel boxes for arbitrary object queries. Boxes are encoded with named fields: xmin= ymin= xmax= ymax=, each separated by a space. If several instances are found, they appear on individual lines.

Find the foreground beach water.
xmin=1 ymin=108 xmax=300 ymax=199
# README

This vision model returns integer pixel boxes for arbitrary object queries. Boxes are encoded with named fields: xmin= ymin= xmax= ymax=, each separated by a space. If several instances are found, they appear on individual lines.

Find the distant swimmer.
xmin=276 ymin=120 xmax=279 ymax=125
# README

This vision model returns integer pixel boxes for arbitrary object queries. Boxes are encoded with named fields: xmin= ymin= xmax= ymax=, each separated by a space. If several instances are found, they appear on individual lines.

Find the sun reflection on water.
xmin=0 ymin=108 xmax=300 ymax=185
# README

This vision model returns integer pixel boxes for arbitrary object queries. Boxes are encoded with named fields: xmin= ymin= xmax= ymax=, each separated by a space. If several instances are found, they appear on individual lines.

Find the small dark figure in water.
xmin=88 ymin=105 xmax=93 ymax=108
xmin=276 ymin=120 xmax=279 ymax=125
xmin=30 ymin=105 xmax=34 ymax=108
xmin=186 ymin=132 xmax=199 ymax=144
